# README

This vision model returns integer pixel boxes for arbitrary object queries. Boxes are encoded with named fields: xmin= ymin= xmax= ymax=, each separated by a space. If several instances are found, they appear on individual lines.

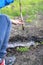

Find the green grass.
xmin=0 ymin=0 xmax=43 ymax=19
xmin=26 ymin=15 xmax=37 ymax=22
xmin=16 ymin=47 xmax=29 ymax=52
xmin=41 ymin=42 xmax=43 ymax=44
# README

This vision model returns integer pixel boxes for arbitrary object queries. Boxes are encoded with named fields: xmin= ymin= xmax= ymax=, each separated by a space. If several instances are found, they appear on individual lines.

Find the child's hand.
xmin=11 ymin=19 xmax=24 ymax=25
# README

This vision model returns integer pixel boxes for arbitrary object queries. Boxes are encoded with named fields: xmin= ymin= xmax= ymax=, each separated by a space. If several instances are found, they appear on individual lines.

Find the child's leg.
xmin=0 ymin=15 xmax=12 ymax=59
xmin=0 ymin=14 xmax=8 ymax=51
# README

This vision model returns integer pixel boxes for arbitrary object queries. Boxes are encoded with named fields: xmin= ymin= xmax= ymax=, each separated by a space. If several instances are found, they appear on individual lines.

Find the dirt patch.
xmin=7 ymin=44 xmax=43 ymax=65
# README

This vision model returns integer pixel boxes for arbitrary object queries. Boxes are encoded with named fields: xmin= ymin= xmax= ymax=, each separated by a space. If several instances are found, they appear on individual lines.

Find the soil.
xmin=7 ymin=44 xmax=43 ymax=65
xmin=6 ymin=14 xmax=43 ymax=65
xmin=9 ymin=14 xmax=43 ymax=43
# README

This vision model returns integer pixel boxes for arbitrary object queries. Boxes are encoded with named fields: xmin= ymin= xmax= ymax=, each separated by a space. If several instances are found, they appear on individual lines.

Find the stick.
xmin=19 ymin=0 xmax=24 ymax=30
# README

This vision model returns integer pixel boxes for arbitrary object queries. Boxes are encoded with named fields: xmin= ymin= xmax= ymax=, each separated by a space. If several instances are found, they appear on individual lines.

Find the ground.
xmin=6 ymin=14 xmax=43 ymax=65
xmin=7 ymin=44 xmax=43 ymax=65
xmin=9 ymin=14 xmax=43 ymax=42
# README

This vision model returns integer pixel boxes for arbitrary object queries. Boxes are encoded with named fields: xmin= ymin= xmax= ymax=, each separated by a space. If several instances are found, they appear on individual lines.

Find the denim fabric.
xmin=0 ymin=0 xmax=14 ymax=8
xmin=0 ymin=14 xmax=12 ymax=58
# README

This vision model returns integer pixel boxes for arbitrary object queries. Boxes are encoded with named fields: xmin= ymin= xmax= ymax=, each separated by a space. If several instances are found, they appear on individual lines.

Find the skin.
xmin=11 ymin=19 xmax=24 ymax=25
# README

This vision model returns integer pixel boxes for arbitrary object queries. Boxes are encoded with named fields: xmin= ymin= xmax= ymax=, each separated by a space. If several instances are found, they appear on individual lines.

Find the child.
xmin=0 ymin=14 xmax=23 ymax=65
xmin=0 ymin=0 xmax=24 ymax=65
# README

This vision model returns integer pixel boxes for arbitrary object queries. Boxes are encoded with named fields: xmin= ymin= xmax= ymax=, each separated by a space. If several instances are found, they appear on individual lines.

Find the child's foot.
xmin=0 ymin=59 xmax=5 ymax=65
xmin=5 ymin=56 xmax=16 ymax=65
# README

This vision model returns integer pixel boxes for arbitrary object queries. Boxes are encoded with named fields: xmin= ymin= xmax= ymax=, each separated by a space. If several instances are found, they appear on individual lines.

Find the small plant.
xmin=26 ymin=18 xmax=32 ymax=23
xmin=41 ymin=42 xmax=43 ymax=44
xmin=26 ymin=15 xmax=37 ymax=23
xmin=16 ymin=46 xmax=29 ymax=52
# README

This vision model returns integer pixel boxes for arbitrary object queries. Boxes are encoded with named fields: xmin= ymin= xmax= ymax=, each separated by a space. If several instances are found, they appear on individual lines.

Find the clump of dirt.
xmin=9 ymin=35 xmax=28 ymax=42
xmin=9 ymin=34 xmax=43 ymax=43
